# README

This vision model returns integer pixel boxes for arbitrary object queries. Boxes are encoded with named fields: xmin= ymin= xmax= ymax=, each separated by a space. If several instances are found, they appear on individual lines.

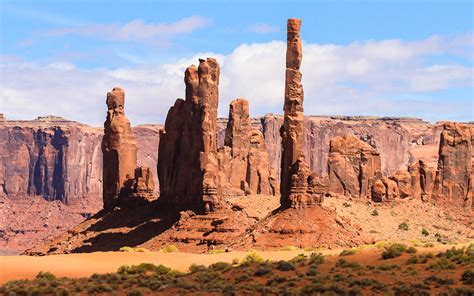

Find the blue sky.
xmin=1 ymin=0 xmax=473 ymax=125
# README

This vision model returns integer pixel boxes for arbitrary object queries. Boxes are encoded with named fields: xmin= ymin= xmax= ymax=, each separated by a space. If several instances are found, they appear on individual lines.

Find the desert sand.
xmin=2 ymin=243 xmax=471 ymax=285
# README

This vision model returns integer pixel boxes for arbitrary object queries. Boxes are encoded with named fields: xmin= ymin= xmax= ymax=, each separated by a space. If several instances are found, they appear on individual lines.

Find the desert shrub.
xmin=371 ymin=209 xmax=379 ymax=216
xmin=290 ymin=253 xmax=308 ymax=265
xmin=127 ymin=289 xmax=144 ymax=296
xmin=159 ymin=244 xmax=179 ymax=253
xmin=231 ymin=258 xmax=240 ymax=265
xmin=406 ymin=247 xmax=417 ymax=254
xmin=435 ymin=233 xmax=449 ymax=244
xmin=421 ymin=228 xmax=429 ymax=236
xmin=461 ymin=269 xmax=474 ymax=285
xmin=275 ymin=261 xmax=295 ymax=271
xmin=381 ymin=243 xmax=407 ymax=259
xmin=308 ymin=252 xmax=325 ymax=265
xmin=398 ymin=222 xmax=409 ymax=231
xmin=377 ymin=264 xmax=400 ymax=271
xmin=119 ymin=246 xmax=134 ymax=252
xmin=306 ymin=267 xmax=318 ymax=277
xmin=279 ymin=246 xmax=301 ymax=251
xmin=424 ymin=275 xmax=454 ymax=286
xmin=340 ymin=249 xmax=357 ymax=256
xmin=393 ymin=283 xmax=430 ymax=295
xmin=189 ymin=264 xmax=207 ymax=273
xmin=342 ymin=202 xmax=351 ymax=208
xmin=335 ymin=258 xmax=361 ymax=269
xmin=134 ymin=247 xmax=149 ymax=253
xmin=428 ymin=258 xmax=456 ymax=271
xmin=118 ymin=263 xmax=171 ymax=275
xmin=254 ymin=265 xmax=272 ymax=276
xmin=208 ymin=262 xmax=231 ymax=272
xmin=36 ymin=271 xmax=57 ymax=281
xmin=242 ymin=251 xmax=264 ymax=265
xmin=407 ymin=256 xmax=419 ymax=264
xmin=235 ymin=274 xmax=249 ymax=283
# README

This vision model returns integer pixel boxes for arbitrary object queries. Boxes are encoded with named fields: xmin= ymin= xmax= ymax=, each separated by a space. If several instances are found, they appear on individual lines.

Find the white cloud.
xmin=248 ymin=23 xmax=280 ymax=33
xmin=42 ymin=16 xmax=212 ymax=42
xmin=1 ymin=33 xmax=472 ymax=126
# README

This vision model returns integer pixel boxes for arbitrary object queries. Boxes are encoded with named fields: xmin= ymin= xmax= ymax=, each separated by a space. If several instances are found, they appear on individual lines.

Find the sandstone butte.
xmin=0 ymin=18 xmax=472 ymax=255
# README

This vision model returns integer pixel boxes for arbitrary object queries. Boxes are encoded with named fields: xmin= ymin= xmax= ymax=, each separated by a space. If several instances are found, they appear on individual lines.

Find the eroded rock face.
xmin=217 ymin=99 xmax=276 ymax=197
xmin=432 ymin=122 xmax=473 ymax=209
xmin=328 ymin=134 xmax=382 ymax=198
xmin=280 ymin=18 xmax=321 ymax=208
xmin=102 ymin=87 xmax=138 ymax=210
xmin=158 ymin=58 xmax=221 ymax=212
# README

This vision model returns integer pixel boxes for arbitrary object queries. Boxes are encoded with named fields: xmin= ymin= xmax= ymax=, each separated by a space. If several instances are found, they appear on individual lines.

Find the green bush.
xmin=461 ymin=269 xmax=474 ymax=285
xmin=398 ymin=222 xmax=409 ymax=231
xmin=275 ymin=261 xmax=295 ymax=271
xmin=254 ymin=264 xmax=272 ymax=276
xmin=189 ymin=264 xmax=207 ymax=273
xmin=424 ymin=275 xmax=454 ymax=286
xmin=290 ymin=253 xmax=308 ymax=264
xmin=242 ymin=251 xmax=264 ymax=264
xmin=335 ymin=258 xmax=361 ymax=269
xmin=428 ymin=258 xmax=456 ymax=271
xmin=208 ymin=262 xmax=231 ymax=272
xmin=406 ymin=247 xmax=417 ymax=254
xmin=159 ymin=245 xmax=179 ymax=253
xmin=340 ymin=249 xmax=357 ymax=256
xmin=381 ymin=243 xmax=407 ymax=259
xmin=309 ymin=252 xmax=325 ymax=265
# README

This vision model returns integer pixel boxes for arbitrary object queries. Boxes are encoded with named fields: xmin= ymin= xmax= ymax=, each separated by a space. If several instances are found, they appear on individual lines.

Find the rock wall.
xmin=328 ymin=134 xmax=382 ymax=198
xmin=217 ymin=99 xmax=277 ymax=196
xmin=0 ymin=118 xmax=159 ymax=206
xmin=102 ymin=87 xmax=138 ymax=210
xmin=432 ymin=122 xmax=473 ymax=208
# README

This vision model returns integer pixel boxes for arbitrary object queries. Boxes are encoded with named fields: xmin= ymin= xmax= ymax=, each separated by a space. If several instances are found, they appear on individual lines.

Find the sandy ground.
xmin=2 ymin=243 xmax=472 ymax=285
xmin=0 ymin=250 xmax=342 ymax=284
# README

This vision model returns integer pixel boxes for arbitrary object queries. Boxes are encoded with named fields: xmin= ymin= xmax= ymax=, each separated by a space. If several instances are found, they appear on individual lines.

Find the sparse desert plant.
xmin=290 ymin=253 xmax=308 ymax=264
xmin=208 ymin=249 xmax=225 ymax=254
xmin=335 ymin=258 xmax=361 ymax=269
xmin=279 ymin=245 xmax=301 ymax=251
xmin=254 ymin=264 xmax=272 ymax=276
xmin=242 ymin=251 xmax=264 ymax=264
xmin=275 ymin=260 xmax=295 ymax=271
xmin=342 ymin=202 xmax=351 ymax=208
xmin=231 ymin=258 xmax=240 ymax=265
xmin=398 ymin=222 xmax=409 ymax=231
xmin=424 ymin=275 xmax=454 ymax=286
xmin=461 ymin=269 xmax=474 ymax=285
xmin=406 ymin=247 xmax=417 ymax=254
xmin=424 ymin=242 xmax=435 ymax=247
xmin=159 ymin=244 xmax=179 ymax=253
xmin=340 ymin=249 xmax=357 ymax=256
xmin=421 ymin=228 xmax=429 ymax=236
xmin=371 ymin=209 xmax=379 ymax=216
xmin=119 ymin=246 xmax=134 ymax=252
xmin=428 ymin=258 xmax=456 ymax=271
xmin=381 ymin=243 xmax=407 ymax=259
xmin=308 ymin=252 xmax=325 ymax=265
xmin=189 ymin=264 xmax=207 ymax=273
xmin=435 ymin=233 xmax=449 ymax=244
xmin=208 ymin=262 xmax=231 ymax=272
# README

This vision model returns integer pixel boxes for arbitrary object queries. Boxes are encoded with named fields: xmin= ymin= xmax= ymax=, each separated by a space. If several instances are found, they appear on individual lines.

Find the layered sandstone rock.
xmin=262 ymin=115 xmax=442 ymax=179
xmin=328 ymin=134 xmax=382 ymax=198
xmin=432 ymin=122 xmax=473 ymax=209
xmin=158 ymin=58 xmax=221 ymax=212
xmin=102 ymin=87 xmax=138 ymax=210
xmin=217 ymin=99 xmax=276 ymax=196
xmin=119 ymin=166 xmax=156 ymax=206
xmin=280 ymin=18 xmax=321 ymax=208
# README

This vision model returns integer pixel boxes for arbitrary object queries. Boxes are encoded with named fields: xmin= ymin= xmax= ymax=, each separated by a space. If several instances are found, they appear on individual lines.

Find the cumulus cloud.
xmin=248 ymin=23 xmax=280 ymax=33
xmin=1 ymin=33 xmax=472 ymax=126
xmin=42 ymin=16 xmax=212 ymax=42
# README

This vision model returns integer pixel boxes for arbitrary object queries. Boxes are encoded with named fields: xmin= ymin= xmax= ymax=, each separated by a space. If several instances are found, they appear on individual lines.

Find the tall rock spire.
xmin=280 ymin=18 xmax=322 ymax=208
xmin=102 ymin=87 xmax=137 ymax=210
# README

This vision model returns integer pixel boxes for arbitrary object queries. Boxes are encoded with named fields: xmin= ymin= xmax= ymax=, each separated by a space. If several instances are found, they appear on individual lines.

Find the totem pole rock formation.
xmin=432 ymin=122 xmax=473 ymax=209
xmin=158 ymin=58 xmax=221 ymax=212
xmin=280 ymin=18 xmax=322 ymax=208
xmin=328 ymin=134 xmax=382 ymax=198
xmin=102 ymin=87 xmax=138 ymax=210
xmin=218 ymin=99 xmax=277 ymax=196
